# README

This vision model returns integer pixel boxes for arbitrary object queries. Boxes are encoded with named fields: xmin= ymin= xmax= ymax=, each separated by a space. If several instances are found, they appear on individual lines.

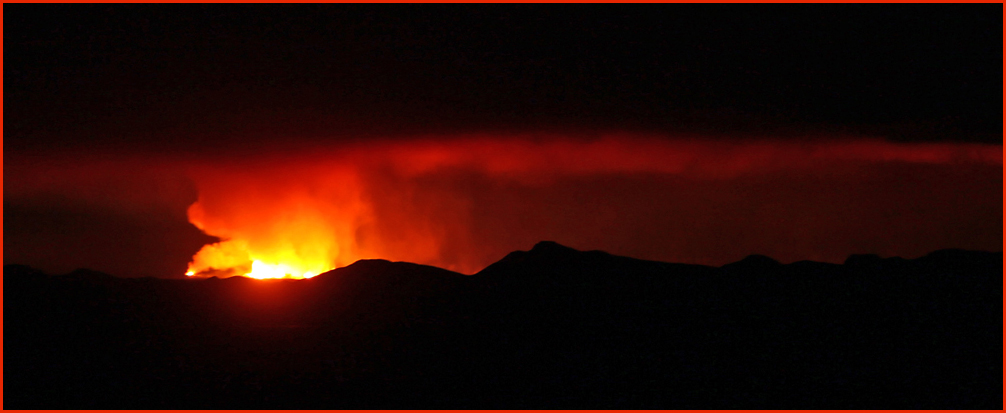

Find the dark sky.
xmin=4 ymin=5 xmax=1002 ymax=277
xmin=6 ymin=5 xmax=1002 ymax=151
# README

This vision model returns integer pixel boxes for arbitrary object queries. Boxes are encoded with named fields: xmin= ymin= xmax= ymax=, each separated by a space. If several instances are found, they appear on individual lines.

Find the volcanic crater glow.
xmin=180 ymin=135 xmax=1002 ymax=279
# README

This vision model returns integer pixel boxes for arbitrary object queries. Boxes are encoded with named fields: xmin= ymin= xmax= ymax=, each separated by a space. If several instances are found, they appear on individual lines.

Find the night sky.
xmin=5 ymin=5 xmax=1002 ymax=278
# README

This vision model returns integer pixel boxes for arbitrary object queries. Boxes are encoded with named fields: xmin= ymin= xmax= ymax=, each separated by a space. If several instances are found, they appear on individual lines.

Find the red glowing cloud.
xmin=177 ymin=135 xmax=1001 ymax=278
xmin=3 ymin=133 xmax=1000 ymax=278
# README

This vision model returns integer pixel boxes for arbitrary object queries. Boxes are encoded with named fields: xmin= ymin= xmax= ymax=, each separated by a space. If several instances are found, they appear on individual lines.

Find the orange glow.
xmin=183 ymin=165 xmax=373 ymax=279
xmin=245 ymin=260 xmax=318 ymax=279
xmin=179 ymin=135 xmax=1002 ymax=278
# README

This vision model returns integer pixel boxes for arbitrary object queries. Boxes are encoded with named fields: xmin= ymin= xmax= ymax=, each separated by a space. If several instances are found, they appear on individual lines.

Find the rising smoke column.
xmin=182 ymin=135 xmax=1003 ymax=278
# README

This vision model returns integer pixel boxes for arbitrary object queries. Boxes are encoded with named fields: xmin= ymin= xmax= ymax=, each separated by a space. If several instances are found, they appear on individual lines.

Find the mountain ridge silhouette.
xmin=8 ymin=240 xmax=1001 ymax=282
xmin=5 ymin=242 xmax=1002 ymax=409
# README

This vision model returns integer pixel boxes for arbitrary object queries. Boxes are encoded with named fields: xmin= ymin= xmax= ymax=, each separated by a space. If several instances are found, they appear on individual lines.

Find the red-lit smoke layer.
xmin=180 ymin=135 xmax=1002 ymax=278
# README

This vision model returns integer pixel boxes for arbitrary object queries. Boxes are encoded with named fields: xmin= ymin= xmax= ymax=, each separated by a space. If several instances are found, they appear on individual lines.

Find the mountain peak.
xmin=314 ymin=258 xmax=463 ymax=281
xmin=530 ymin=241 xmax=578 ymax=255
xmin=721 ymin=254 xmax=782 ymax=272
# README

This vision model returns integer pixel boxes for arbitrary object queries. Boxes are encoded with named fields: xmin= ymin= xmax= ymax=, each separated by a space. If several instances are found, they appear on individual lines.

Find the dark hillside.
xmin=4 ymin=243 xmax=1001 ymax=408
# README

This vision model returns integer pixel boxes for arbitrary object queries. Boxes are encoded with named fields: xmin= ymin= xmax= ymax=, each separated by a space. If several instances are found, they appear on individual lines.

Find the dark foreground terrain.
xmin=5 ymin=242 xmax=1002 ymax=409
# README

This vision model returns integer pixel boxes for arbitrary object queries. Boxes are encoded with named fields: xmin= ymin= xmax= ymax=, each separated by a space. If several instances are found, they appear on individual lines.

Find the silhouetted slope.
xmin=4 ymin=243 xmax=1001 ymax=409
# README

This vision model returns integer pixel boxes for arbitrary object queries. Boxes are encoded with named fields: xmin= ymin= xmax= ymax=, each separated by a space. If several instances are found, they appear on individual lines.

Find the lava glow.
xmin=245 ymin=260 xmax=318 ymax=279
xmin=177 ymin=135 xmax=1002 ymax=279
xmin=183 ymin=166 xmax=369 ymax=279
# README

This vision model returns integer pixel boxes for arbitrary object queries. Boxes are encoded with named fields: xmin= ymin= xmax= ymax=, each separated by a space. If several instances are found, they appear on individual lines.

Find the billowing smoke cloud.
xmin=5 ymin=134 xmax=1001 ymax=278
xmin=180 ymin=135 xmax=1001 ymax=277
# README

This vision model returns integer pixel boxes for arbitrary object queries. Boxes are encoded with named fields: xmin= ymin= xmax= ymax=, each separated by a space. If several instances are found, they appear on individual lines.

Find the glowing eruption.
xmin=178 ymin=135 xmax=1002 ymax=278
xmin=183 ymin=165 xmax=371 ymax=279
xmin=244 ymin=260 xmax=318 ymax=279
